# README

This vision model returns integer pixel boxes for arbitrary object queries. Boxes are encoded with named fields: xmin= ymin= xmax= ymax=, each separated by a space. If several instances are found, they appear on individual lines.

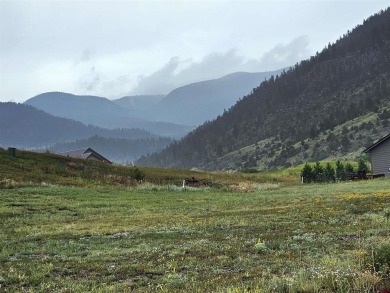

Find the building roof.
xmin=363 ymin=133 xmax=390 ymax=153
xmin=60 ymin=147 xmax=112 ymax=164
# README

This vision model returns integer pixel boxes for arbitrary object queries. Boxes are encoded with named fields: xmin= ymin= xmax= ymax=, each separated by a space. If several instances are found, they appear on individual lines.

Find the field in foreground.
xmin=1 ymin=176 xmax=390 ymax=292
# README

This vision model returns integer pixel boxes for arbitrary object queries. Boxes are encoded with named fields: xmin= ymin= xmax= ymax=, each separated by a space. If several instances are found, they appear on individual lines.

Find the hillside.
xmin=24 ymin=92 xmax=193 ymax=138
xmin=0 ymin=102 xmax=162 ymax=148
xmin=137 ymin=8 xmax=390 ymax=170
xmin=25 ymin=92 xmax=134 ymax=127
xmin=0 ymin=148 xmax=299 ymax=187
xmin=149 ymin=70 xmax=284 ymax=126
xmin=113 ymin=71 xmax=283 ymax=126
xmin=112 ymin=94 xmax=165 ymax=113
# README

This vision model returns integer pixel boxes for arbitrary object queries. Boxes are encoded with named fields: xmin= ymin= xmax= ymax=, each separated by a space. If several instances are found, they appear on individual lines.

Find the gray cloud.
xmin=132 ymin=57 xmax=181 ymax=95
xmin=79 ymin=48 xmax=95 ymax=63
xmin=131 ymin=36 xmax=310 ymax=95
xmin=2 ymin=1 xmax=388 ymax=102
xmin=247 ymin=35 xmax=311 ymax=70
xmin=78 ymin=66 xmax=101 ymax=92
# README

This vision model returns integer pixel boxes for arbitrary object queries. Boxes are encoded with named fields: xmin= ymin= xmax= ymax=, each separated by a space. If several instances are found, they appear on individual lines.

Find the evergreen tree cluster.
xmin=301 ymin=159 xmax=370 ymax=183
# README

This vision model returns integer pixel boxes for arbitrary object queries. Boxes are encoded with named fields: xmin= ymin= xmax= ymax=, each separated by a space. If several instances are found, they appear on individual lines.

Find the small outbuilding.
xmin=363 ymin=133 xmax=390 ymax=176
xmin=60 ymin=147 xmax=112 ymax=164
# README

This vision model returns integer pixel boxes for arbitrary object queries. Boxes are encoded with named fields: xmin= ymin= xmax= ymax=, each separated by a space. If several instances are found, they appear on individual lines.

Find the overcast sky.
xmin=0 ymin=0 xmax=388 ymax=102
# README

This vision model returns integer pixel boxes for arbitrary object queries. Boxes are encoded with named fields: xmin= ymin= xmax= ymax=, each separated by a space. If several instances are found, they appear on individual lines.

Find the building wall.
xmin=370 ymin=138 xmax=390 ymax=175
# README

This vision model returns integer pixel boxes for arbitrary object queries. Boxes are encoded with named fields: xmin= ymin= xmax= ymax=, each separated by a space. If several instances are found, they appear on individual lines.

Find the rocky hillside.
xmin=136 ymin=8 xmax=390 ymax=170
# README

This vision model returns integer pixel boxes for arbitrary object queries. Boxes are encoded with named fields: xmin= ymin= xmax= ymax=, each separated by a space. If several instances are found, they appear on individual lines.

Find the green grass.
xmin=0 ymin=149 xmax=300 ymax=189
xmin=1 ymin=180 xmax=390 ymax=292
xmin=0 ymin=150 xmax=389 ymax=292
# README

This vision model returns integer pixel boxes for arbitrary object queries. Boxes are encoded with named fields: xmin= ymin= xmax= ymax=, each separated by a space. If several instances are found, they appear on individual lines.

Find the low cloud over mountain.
xmin=131 ymin=36 xmax=310 ymax=95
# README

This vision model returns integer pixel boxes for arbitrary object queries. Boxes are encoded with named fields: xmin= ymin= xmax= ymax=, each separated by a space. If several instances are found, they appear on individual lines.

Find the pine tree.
xmin=313 ymin=162 xmax=324 ymax=183
xmin=345 ymin=163 xmax=354 ymax=177
xmin=358 ymin=158 xmax=369 ymax=172
xmin=301 ymin=163 xmax=314 ymax=183
xmin=324 ymin=162 xmax=336 ymax=182
xmin=336 ymin=160 xmax=346 ymax=180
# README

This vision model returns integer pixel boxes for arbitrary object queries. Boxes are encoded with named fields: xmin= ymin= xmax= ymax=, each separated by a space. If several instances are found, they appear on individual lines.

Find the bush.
xmin=0 ymin=178 xmax=16 ymax=189
xmin=241 ymin=168 xmax=259 ymax=174
xmin=346 ymin=203 xmax=359 ymax=214
xmin=373 ymin=242 xmax=390 ymax=273
xmin=254 ymin=239 xmax=267 ymax=254
xmin=345 ymin=163 xmax=354 ymax=174
xmin=358 ymin=158 xmax=370 ymax=172
xmin=128 ymin=167 xmax=145 ymax=181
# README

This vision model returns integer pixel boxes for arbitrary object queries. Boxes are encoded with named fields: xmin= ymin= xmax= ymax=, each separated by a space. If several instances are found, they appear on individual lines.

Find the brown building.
xmin=364 ymin=133 xmax=390 ymax=176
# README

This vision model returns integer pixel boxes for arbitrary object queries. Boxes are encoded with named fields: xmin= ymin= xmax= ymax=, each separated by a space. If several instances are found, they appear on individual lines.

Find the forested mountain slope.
xmin=24 ymin=92 xmax=193 ymax=138
xmin=137 ymin=8 xmax=390 ymax=170
xmin=153 ymin=70 xmax=283 ymax=125
xmin=0 ymin=102 xmax=160 ymax=148
xmin=112 ymin=71 xmax=283 ymax=126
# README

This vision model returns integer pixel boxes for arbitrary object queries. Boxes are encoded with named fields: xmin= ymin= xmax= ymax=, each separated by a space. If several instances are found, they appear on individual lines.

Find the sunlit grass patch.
xmin=341 ymin=191 xmax=390 ymax=200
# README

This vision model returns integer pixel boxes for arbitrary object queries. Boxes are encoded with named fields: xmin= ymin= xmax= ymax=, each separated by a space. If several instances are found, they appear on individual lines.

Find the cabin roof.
xmin=363 ymin=133 xmax=390 ymax=153
xmin=60 ymin=147 xmax=111 ymax=163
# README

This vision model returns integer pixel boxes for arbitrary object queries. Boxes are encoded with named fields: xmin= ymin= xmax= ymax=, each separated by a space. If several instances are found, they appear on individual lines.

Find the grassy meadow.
xmin=0 ymin=150 xmax=389 ymax=292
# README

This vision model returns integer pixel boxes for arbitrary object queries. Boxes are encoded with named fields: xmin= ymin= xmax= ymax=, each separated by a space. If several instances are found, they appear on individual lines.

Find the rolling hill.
xmin=23 ymin=69 xmax=284 ymax=136
xmin=112 ymin=94 xmax=165 ymax=113
xmin=24 ymin=92 xmax=193 ymax=138
xmin=136 ymin=8 xmax=390 ymax=170
xmin=0 ymin=102 xmax=162 ymax=148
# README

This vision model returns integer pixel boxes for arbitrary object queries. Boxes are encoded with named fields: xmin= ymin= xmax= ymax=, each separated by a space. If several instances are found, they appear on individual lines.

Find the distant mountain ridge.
xmin=24 ymin=68 xmax=284 ymax=135
xmin=0 ymin=102 xmax=160 ymax=148
xmin=136 ymin=8 xmax=390 ymax=170
xmin=24 ymin=92 xmax=192 ymax=138
xmin=27 ymin=91 xmax=135 ymax=124
xmin=112 ymin=95 xmax=165 ymax=113
xmin=140 ymin=70 xmax=284 ymax=126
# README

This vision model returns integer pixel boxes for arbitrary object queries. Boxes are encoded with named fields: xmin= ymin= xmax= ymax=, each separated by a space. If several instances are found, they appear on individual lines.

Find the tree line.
xmin=301 ymin=159 xmax=370 ymax=183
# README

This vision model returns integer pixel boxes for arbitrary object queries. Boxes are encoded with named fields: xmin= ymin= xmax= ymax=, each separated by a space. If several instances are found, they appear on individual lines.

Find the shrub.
xmin=0 ymin=178 xmax=16 ymax=189
xmin=66 ymin=162 xmax=85 ymax=170
xmin=254 ymin=239 xmax=267 ymax=254
xmin=128 ymin=167 xmax=145 ymax=181
xmin=346 ymin=203 xmax=359 ymax=214
xmin=345 ymin=162 xmax=354 ymax=174
xmin=373 ymin=242 xmax=390 ymax=273
xmin=358 ymin=158 xmax=370 ymax=172
xmin=383 ymin=207 xmax=390 ymax=220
